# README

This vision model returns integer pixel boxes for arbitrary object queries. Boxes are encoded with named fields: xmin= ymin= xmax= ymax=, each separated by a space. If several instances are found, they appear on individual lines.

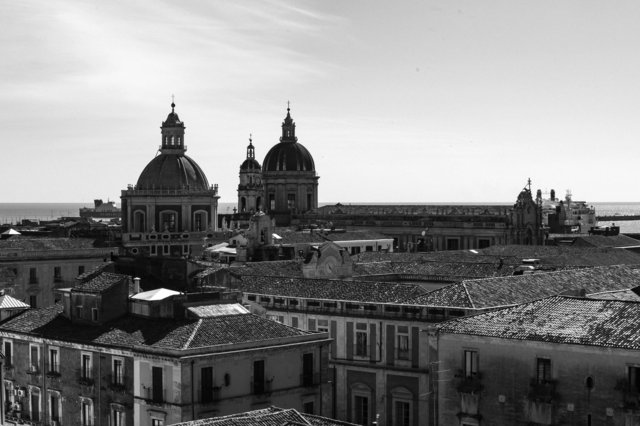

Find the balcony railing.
xmin=26 ymin=365 xmax=41 ymax=375
xmin=251 ymin=379 xmax=273 ymax=395
xmin=456 ymin=372 xmax=483 ymax=394
xmin=107 ymin=374 xmax=129 ymax=392
xmin=528 ymin=378 xmax=558 ymax=403
xmin=300 ymin=372 xmax=320 ymax=387
xmin=46 ymin=362 xmax=61 ymax=378
xmin=76 ymin=369 xmax=94 ymax=386
xmin=141 ymin=386 xmax=166 ymax=404
xmin=198 ymin=386 xmax=221 ymax=403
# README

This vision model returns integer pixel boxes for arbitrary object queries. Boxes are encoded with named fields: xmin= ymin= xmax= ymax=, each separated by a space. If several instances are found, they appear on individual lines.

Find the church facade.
xmin=237 ymin=106 xmax=319 ymax=226
xmin=121 ymin=102 xmax=220 ymax=259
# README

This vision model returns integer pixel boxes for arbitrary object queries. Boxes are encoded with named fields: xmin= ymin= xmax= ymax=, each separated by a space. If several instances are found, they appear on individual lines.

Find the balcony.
xmin=76 ymin=369 xmax=95 ymax=387
xmin=107 ymin=374 xmax=129 ymax=393
xmin=300 ymin=372 xmax=320 ymax=387
xmin=456 ymin=372 xmax=483 ymax=394
xmin=26 ymin=365 xmax=41 ymax=375
xmin=528 ymin=379 xmax=558 ymax=404
xmin=141 ymin=386 xmax=166 ymax=405
xmin=198 ymin=386 xmax=221 ymax=404
xmin=46 ymin=363 xmax=61 ymax=378
xmin=251 ymin=378 xmax=273 ymax=395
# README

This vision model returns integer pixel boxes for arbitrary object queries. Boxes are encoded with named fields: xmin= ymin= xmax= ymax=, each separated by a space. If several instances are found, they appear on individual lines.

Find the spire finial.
xmin=249 ymin=133 xmax=253 ymax=144
xmin=171 ymin=94 xmax=175 ymax=112
xmin=287 ymin=100 xmax=290 ymax=112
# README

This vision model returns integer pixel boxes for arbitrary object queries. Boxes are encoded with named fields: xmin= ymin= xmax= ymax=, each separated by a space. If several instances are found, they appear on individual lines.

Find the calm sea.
xmin=1 ymin=201 xmax=639 ymax=233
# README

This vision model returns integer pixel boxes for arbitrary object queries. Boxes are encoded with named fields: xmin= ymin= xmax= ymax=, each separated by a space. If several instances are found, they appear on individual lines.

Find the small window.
xmin=91 ymin=308 xmax=99 ymax=322
xmin=355 ymin=323 xmax=368 ymax=357
xmin=112 ymin=358 xmax=124 ymax=385
xmin=397 ymin=326 xmax=410 ymax=360
xmin=536 ymin=357 xmax=551 ymax=383
xmin=49 ymin=347 xmax=60 ymax=374
xmin=629 ymin=366 xmax=640 ymax=392
xmin=4 ymin=340 xmax=13 ymax=367
xmin=318 ymin=319 xmax=329 ymax=333
xmin=292 ymin=317 xmax=299 ymax=328
xmin=78 ymin=265 xmax=85 ymax=275
xmin=29 ymin=295 xmax=37 ymax=308
xmin=54 ymin=266 xmax=62 ymax=282
xmin=29 ymin=268 xmax=38 ymax=284
xmin=464 ymin=350 xmax=478 ymax=377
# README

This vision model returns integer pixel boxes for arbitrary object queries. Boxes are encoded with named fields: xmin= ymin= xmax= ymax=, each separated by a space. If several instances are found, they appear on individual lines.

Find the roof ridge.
xmin=183 ymin=318 xmax=203 ymax=349
xmin=462 ymin=282 xmax=475 ymax=309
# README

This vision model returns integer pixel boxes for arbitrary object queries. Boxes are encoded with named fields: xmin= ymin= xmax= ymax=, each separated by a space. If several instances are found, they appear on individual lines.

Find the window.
xmin=253 ymin=360 xmax=265 ymax=394
xmin=394 ymin=400 xmax=411 ymax=426
xmin=49 ymin=391 xmax=61 ymax=423
xmin=81 ymin=353 xmax=92 ymax=379
xmin=160 ymin=211 xmax=177 ymax=232
xmin=287 ymin=194 xmax=296 ymax=210
xmin=151 ymin=419 xmax=164 ymax=426
xmin=29 ymin=295 xmax=37 ymax=308
xmin=302 ymin=353 xmax=314 ymax=386
xmin=78 ymin=265 xmax=85 ymax=275
xmin=54 ymin=266 xmax=62 ymax=282
xmin=112 ymin=358 xmax=124 ymax=385
xmin=355 ymin=323 xmax=368 ymax=357
xmin=478 ymin=238 xmax=491 ymax=249
xmin=133 ymin=211 xmax=145 ymax=233
xmin=151 ymin=245 xmax=157 ymax=255
xmin=29 ymin=345 xmax=40 ymax=373
xmin=91 ymin=308 xmax=99 ymax=322
xmin=353 ymin=395 xmax=369 ymax=425
xmin=4 ymin=340 xmax=12 ymax=367
xmin=163 ymin=245 xmax=169 ymax=255
xmin=397 ymin=326 xmax=410 ymax=360
xmin=193 ymin=211 xmax=206 ymax=232
xmin=292 ymin=317 xmax=299 ymax=328
xmin=269 ymin=194 xmax=275 ymax=210
xmin=317 ymin=319 xmax=329 ymax=333
xmin=536 ymin=357 xmax=551 ymax=383
xmin=30 ymin=388 xmax=41 ymax=422
xmin=49 ymin=348 xmax=60 ymax=374
xmin=446 ymin=238 xmax=460 ymax=250
xmin=29 ymin=268 xmax=38 ymax=284
xmin=152 ymin=366 xmax=164 ymax=402
xmin=629 ymin=366 xmax=640 ymax=392
xmin=81 ymin=398 xmax=93 ymax=426
xmin=391 ymin=388 xmax=413 ymax=426
xmin=201 ymin=366 xmax=214 ymax=403
xmin=464 ymin=350 xmax=478 ymax=377
xmin=111 ymin=407 xmax=124 ymax=426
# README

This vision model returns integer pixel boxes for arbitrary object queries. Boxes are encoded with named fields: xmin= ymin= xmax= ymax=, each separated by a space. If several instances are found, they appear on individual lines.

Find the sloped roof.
xmin=0 ymin=237 xmax=97 ymax=251
xmin=0 ymin=294 xmax=29 ymax=309
xmin=73 ymin=272 xmax=127 ymax=293
xmin=574 ymin=234 xmax=640 ymax=248
xmin=187 ymin=303 xmax=249 ymax=317
xmin=0 ymin=305 xmax=313 ymax=352
xmin=410 ymin=265 xmax=640 ymax=309
xmin=171 ymin=407 xmax=358 ymax=426
xmin=478 ymin=245 xmax=640 ymax=266
xmin=131 ymin=288 xmax=181 ymax=301
xmin=438 ymin=295 xmax=640 ymax=350
xmin=236 ymin=276 xmax=426 ymax=304
xmin=353 ymin=260 xmax=519 ymax=280
xmin=229 ymin=261 xmax=304 ymax=278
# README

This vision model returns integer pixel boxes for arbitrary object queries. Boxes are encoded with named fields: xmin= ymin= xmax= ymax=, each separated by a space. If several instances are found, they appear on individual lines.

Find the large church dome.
xmin=135 ymin=102 xmax=210 ymax=191
xmin=136 ymin=154 xmax=210 ymax=190
xmin=263 ymin=143 xmax=315 ymax=172
xmin=262 ymin=106 xmax=316 ymax=173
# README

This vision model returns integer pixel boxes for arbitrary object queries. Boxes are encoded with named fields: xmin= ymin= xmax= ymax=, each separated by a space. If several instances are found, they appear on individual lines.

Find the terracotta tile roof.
xmin=235 ymin=276 xmax=426 ymax=303
xmin=72 ymin=272 xmax=127 ymax=293
xmin=325 ymin=231 xmax=391 ymax=242
xmin=172 ymin=407 xmax=358 ymax=426
xmin=438 ymin=295 xmax=640 ymax=350
xmin=0 ymin=237 xmax=97 ymax=251
xmin=278 ymin=231 xmax=327 ymax=245
xmin=587 ymin=287 xmax=640 ymax=301
xmin=0 ymin=305 xmax=311 ymax=351
xmin=230 ymin=261 xmax=304 ymax=278
xmin=575 ymin=234 xmax=640 ymax=248
xmin=410 ymin=265 xmax=640 ymax=309
xmin=317 ymin=203 xmax=510 ymax=217
xmin=353 ymin=260 xmax=518 ymax=280
xmin=478 ymin=245 xmax=640 ymax=266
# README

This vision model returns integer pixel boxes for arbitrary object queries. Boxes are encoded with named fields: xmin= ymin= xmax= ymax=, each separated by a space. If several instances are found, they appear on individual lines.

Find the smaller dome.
xmin=240 ymin=158 xmax=261 ymax=171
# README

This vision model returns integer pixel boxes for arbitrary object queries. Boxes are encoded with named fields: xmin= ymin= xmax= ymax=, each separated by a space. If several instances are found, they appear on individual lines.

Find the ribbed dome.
xmin=136 ymin=153 xmax=209 ymax=190
xmin=240 ymin=158 xmax=261 ymax=171
xmin=262 ymin=142 xmax=315 ymax=172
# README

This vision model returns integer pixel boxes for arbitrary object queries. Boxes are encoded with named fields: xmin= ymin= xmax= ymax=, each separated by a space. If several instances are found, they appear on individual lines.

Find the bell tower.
xmin=238 ymin=135 xmax=264 ymax=213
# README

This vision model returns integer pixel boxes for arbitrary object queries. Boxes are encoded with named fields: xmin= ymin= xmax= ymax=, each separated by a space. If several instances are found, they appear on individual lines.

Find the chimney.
xmin=550 ymin=189 xmax=555 ymax=201
xmin=133 ymin=277 xmax=141 ymax=294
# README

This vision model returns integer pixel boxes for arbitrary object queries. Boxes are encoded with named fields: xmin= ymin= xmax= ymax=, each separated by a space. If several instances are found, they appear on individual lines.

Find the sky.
xmin=2 ymin=0 xmax=640 ymax=204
